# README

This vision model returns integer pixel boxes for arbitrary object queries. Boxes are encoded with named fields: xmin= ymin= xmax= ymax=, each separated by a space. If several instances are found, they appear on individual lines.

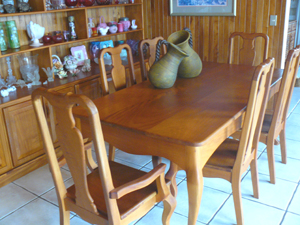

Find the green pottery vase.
xmin=148 ymin=40 xmax=188 ymax=89
xmin=167 ymin=28 xmax=202 ymax=78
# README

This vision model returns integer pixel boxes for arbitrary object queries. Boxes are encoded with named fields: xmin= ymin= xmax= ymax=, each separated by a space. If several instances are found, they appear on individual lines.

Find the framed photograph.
xmin=170 ymin=0 xmax=236 ymax=16
xmin=70 ymin=45 xmax=88 ymax=66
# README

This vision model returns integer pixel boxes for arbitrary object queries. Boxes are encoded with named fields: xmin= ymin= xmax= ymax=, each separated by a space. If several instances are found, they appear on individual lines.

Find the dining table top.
xmin=75 ymin=61 xmax=282 ymax=148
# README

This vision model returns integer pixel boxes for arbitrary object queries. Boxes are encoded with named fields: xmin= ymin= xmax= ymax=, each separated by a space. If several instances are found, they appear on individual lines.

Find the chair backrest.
xmin=138 ymin=36 xmax=167 ymax=82
xmin=270 ymin=46 xmax=300 ymax=133
xmin=235 ymin=58 xmax=275 ymax=172
xmin=99 ymin=43 xmax=135 ymax=96
xmin=32 ymin=88 xmax=117 ymax=218
xmin=229 ymin=32 xmax=269 ymax=66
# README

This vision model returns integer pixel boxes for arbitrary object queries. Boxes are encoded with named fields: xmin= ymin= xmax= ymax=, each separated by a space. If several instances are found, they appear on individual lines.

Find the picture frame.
xmin=70 ymin=45 xmax=88 ymax=66
xmin=170 ymin=0 xmax=236 ymax=16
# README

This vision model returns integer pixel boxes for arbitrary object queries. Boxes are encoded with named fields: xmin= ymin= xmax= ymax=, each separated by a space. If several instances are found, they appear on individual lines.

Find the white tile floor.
xmin=0 ymin=87 xmax=299 ymax=225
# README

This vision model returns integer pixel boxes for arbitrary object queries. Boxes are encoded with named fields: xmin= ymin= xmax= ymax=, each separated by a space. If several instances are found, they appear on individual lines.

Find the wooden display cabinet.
xmin=0 ymin=0 xmax=144 ymax=188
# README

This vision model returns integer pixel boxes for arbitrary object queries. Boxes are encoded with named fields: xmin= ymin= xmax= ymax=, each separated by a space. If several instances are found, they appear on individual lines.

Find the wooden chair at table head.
xmin=258 ymin=46 xmax=300 ymax=184
xmin=138 ymin=36 xmax=167 ymax=82
xmin=98 ymin=44 xmax=136 ymax=161
xmin=203 ymin=58 xmax=275 ymax=225
xmin=32 ymin=87 xmax=176 ymax=225
xmin=99 ymin=43 xmax=136 ymax=96
xmin=229 ymin=32 xmax=269 ymax=66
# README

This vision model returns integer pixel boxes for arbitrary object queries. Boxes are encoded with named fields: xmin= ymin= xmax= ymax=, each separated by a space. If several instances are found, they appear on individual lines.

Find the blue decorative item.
xmin=100 ymin=40 xmax=114 ymax=65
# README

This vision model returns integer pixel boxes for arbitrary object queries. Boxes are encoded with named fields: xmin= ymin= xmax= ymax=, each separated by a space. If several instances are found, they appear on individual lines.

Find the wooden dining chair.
xmin=229 ymin=32 xmax=269 ymax=66
xmin=32 ymin=87 xmax=176 ymax=225
xmin=138 ymin=36 xmax=167 ymax=82
xmin=259 ymin=46 xmax=300 ymax=184
xmin=203 ymin=58 xmax=275 ymax=225
xmin=99 ymin=43 xmax=136 ymax=96
xmin=99 ymin=44 xmax=135 ymax=161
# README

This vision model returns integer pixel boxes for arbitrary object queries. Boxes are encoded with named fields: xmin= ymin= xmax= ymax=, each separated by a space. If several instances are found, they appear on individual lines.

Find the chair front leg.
xmin=266 ymin=137 xmax=276 ymax=184
xmin=250 ymin=158 xmax=259 ymax=199
xmin=231 ymin=178 xmax=244 ymax=225
xmin=162 ymin=194 xmax=176 ymax=225
xmin=279 ymin=128 xmax=287 ymax=164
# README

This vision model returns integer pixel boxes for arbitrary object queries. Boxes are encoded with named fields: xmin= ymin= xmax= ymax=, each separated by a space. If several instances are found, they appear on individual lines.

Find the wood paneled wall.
xmin=143 ymin=0 xmax=287 ymax=68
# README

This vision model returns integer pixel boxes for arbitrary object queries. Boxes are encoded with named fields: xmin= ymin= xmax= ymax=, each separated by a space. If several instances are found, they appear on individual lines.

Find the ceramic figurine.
xmin=97 ymin=16 xmax=107 ymax=33
xmin=131 ymin=19 xmax=137 ymax=30
xmin=68 ymin=16 xmax=77 ymax=40
xmin=17 ymin=0 xmax=32 ymax=12
xmin=42 ymin=67 xmax=55 ymax=82
xmin=81 ymin=59 xmax=91 ymax=72
xmin=88 ymin=18 xmax=95 ymax=38
xmin=26 ymin=21 xmax=45 ymax=47
xmin=118 ymin=17 xmax=130 ymax=31
xmin=99 ymin=27 xmax=109 ymax=35
xmin=63 ymin=55 xmax=78 ymax=72
xmin=109 ymin=25 xmax=118 ymax=34
xmin=57 ymin=70 xmax=68 ymax=79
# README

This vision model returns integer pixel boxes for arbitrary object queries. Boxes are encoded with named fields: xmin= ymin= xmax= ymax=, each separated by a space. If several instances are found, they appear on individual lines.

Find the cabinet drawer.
xmin=3 ymin=101 xmax=44 ymax=167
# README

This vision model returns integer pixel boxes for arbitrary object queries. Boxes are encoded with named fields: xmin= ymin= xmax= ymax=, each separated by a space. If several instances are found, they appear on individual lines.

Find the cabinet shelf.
xmin=0 ymin=3 xmax=142 ymax=17
xmin=0 ymin=28 xmax=143 ymax=58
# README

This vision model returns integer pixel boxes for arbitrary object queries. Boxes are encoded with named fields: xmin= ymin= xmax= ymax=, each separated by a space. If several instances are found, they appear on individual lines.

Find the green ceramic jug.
xmin=167 ymin=27 xmax=202 ymax=78
xmin=148 ymin=40 xmax=188 ymax=89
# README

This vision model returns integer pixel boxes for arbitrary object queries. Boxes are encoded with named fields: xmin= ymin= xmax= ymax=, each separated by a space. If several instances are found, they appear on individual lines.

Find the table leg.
xmin=186 ymin=163 xmax=203 ymax=225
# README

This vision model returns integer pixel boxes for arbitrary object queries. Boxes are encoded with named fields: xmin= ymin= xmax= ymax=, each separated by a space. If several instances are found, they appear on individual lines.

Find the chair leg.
xmin=108 ymin=144 xmax=116 ymax=161
xmin=162 ymin=195 xmax=176 ymax=225
xmin=59 ymin=208 xmax=70 ymax=225
xmin=250 ymin=158 xmax=259 ymax=199
xmin=279 ymin=128 xmax=287 ymax=164
xmin=165 ymin=162 xmax=179 ymax=197
xmin=152 ymin=156 xmax=162 ymax=168
xmin=266 ymin=138 xmax=276 ymax=184
xmin=231 ymin=178 xmax=244 ymax=225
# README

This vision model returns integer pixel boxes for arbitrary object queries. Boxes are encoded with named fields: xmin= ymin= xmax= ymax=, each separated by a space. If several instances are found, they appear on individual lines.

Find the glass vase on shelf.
xmin=17 ymin=54 xmax=41 ymax=85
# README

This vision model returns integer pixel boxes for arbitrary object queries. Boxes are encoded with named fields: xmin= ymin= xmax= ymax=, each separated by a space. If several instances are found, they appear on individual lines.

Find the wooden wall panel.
xmin=144 ymin=0 xmax=287 ymax=68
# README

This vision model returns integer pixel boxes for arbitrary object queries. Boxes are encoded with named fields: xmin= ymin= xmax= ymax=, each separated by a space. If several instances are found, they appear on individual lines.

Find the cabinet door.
xmin=3 ymin=101 xmax=44 ymax=167
xmin=75 ymin=78 xmax=101 ymax=100
xmin=0 ymin=109 xmax=13 ymax=174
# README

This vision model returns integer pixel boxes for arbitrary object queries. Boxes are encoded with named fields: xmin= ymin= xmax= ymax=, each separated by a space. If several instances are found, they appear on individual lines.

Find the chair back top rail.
xmin=229 ymin=32 xmax=269 ymax=66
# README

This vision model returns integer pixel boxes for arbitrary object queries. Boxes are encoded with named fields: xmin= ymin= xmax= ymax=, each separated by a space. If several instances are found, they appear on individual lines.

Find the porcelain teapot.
xmin=99 ymin=27 xmax=109 ymax=36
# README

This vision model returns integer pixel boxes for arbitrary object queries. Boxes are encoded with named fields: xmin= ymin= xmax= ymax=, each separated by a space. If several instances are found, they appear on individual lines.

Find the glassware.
xmin=17 ymin=54 xmax=41 ymax=85
xmin=65 ymin=0 xmax=78 ymax=8
xmin=84 ymin=0 xmax=95 ymax=6
xmin=79 ymin=0 xmax=85 ymax=7
xmin=5 ymin=20 xmax=20 ymax=49
xmin=0 ymin=22 xmax=7 ymax=51
xmin=51 ymin=0 xmax=66 ymax=9
xmin=45 ymin=0 xmax=53 ymax=10
xmin=96 ymin=0 xmax=111 ymax=5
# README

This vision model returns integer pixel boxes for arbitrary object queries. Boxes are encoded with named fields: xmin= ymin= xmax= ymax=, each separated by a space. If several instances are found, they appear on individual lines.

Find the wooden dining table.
xmin=74 ymin=61 xmax=282 ymax=225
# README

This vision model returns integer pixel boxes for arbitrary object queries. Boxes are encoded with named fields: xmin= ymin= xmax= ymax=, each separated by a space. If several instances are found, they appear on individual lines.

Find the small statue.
xmin=27 ymin=21 xmax=45 ymax=47
xmin=81 ymin=59 xmax=91 ymax=72
xmin=4 ymin=4 xmax=16 ymax=13
xmin=17 ymin=0 xmax=32 ymax=12
xmin=57 ymin=70 xmax=68 ymax=79
xmin=68 ymin=16 xmax=77 ymax=40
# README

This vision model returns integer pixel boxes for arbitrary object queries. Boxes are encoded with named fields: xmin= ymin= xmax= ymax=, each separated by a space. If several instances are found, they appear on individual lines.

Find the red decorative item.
xmin=65 ymin=0 xmax=78 ymax=8
xmin=83 ymin=0 xmax=95 ymax=6
xmin=96 ymin=0 xmax=111 ymax=5
xmin=52 ymin=35 xmax=64 ymax=43
xmin=42 ymin=34 xmax=52 ymax=44
xmin=79 ymin=0 xmax=85 ymax=7
xmin=115 ymin=0 xmax=119 ymax=3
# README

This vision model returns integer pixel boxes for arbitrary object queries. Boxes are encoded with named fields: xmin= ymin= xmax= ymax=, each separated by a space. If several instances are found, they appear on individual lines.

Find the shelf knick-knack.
xmin=26 ymin=21 xmax=45 ymax=47
xmin=68 ymin=16 xmax=77 ymax=40
xmin=5 ymin=21 xmax=20 ymax=49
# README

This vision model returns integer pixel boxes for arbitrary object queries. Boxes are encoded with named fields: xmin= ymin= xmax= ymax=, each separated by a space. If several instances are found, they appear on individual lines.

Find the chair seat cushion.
xmin=67 ymin=161 xmax=158 ymax=220
xmin=205 ymin=138 xmax=239 ymax=171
